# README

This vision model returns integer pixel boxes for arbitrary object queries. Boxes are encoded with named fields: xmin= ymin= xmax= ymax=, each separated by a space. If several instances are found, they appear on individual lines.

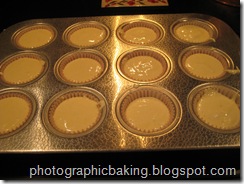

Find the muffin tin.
xmin=0 ymin=14 xmax=240 ymax=152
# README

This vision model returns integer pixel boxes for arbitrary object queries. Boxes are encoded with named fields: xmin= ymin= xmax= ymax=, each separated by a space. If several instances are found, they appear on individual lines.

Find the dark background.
xmin=0 ymin=0 xmax=241 ymax=36
xmin=0 ymin=0 xmax=241 ymax=180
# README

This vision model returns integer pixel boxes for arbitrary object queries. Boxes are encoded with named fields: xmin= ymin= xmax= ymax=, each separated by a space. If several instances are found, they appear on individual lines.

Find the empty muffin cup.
xmin=178 ymin=46 xmax=234 ymax=81
xmin=171 ymin=18 xmax=218 ymax=44
xmin=117 ymin=48 xmax=171 ymax=83
xmin=187 ymin=83 xmax=240 ymax=133
xmin=42 ymin=87 xmax=108 ymax=138
xmin=63 ymin=21 xmax=110 ymax=48
xmin=115 ymin=86 xmax=182 ymax=136
xmin=12 ymin=23 xmax=57 ymax=49
xmin=116 ymin=19 xmax=164 ymax=45
xmin=0 ymin=89 xmax=36 ymax=138
xmin=54 ymin=50 xmax=108 ymax=85
xmin=0 ymin=51 xmax=49 ymax=86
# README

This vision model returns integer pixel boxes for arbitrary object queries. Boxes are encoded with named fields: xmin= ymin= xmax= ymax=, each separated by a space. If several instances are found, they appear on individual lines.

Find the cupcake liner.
xmin=43 ymin=87 xmax=107 ymax=138
xmin=54 ymin=50 xmax=107 ymax=85
xmin=171 ymin=18 xmax=218 ymax=44
xmin=179 ymin=46 xmax=234 ymax=81
xmin=0 ymin=89 xmax=35 ymax=138
xmin=117 ymin=20 xmax=163 ymax=45
xmin=0 ymin=51 xmax=48 ymax=86
xmin=12 ymin=23 xmax=57 ymax=49
xmin=63 ymin=21 xmax=110 ymax=48
xmin=117 ymin=48 xmax=171 ymax=83
xmin=188 ymin=84 xmax=240 ymax=133
xmin=116 ymin=86 xmax=182 ymax=136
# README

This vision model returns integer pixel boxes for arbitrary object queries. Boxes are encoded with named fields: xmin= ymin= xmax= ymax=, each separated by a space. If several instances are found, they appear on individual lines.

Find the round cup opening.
xmin=116 ymin=19 xmax=164 ymax=45
xmin=115 ymin=86 xmax=182 ymax=136
xmin=42 ymin=87 xmax=108 ymax=138
xmin=187 ymin=83 xmax=240 ymax=133
xmin=117 ymin=48 xmax=171 ymax=83
xmin=63 ymin=21 xmax=110 ymax=48
xmin=54 ymin=50 xmax=108 ymax=85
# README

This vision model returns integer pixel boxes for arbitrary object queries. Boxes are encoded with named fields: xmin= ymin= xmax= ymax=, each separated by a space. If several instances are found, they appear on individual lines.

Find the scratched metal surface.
xmin=0 ymin=13 xmax=240 ymax=152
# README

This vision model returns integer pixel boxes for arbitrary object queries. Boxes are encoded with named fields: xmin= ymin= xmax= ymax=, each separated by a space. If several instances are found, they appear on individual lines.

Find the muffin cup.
xmin=0 ymin=89 xmax=36 ymax=138
xmin=187 ymin=83 xmax=240 ymax=133
xmin=0 ymin=51 xmax=49 ymax=86
xmin=42 ymin=87 xmax=108 ymax=138
xmin=63 ymin=21 xmax=110 ymax=48
xmin=178 ymin=46 xmax=234 ymax=81
xmin=12 ymin=23 xmax=57 ymax=49
xmin=116 ymin=19 xmax=164 ymax=45
xmin=115 ymin=86 xmax=182 ymax=136
xmin=54 ymin=50 xmax=108 ymax=85
xmin=171 ymin=18 xmax=218 ymax=44
xmin=117 ymin=48 xmax=171 ymax=83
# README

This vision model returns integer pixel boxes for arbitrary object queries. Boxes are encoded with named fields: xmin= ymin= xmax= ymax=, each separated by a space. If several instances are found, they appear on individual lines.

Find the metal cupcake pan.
xmin=0 ymin=13 xmax=240 ymax=152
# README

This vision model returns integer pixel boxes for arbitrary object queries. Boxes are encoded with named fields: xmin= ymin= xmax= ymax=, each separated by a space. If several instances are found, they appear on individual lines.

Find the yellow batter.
xmin=62 ymin=58 xmax=102 ymax=83
xmin=175 ymin=25 xmax=210 ymax=43
xmin=68 ymin=27 xmax=106 ymax=47
xmin=125 ymin=97 xmax=170 ymax=132
xmin=0 ymin=96 xmax=30 ymax=134
xmin=185 ymin=53 xmax=224 ymax=79
xmin=122 ymin=56 xmax=163 ymax=81
xmin=52 ymin=97 xmax=100 ymax=134
xmin=17 ymin=28 xmax=54 ymax=48
xmin=1 ymin=57 xmax=45 ymax=85
xmin=123 ymin=27 xmax=157 ymax=44
xmin=196 ymin=90 xmax=240 ymax=130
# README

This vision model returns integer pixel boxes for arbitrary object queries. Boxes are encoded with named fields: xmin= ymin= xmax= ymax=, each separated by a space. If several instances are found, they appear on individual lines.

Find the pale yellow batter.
xmin=122 ymin=56 xmax=163 ymax=81
xmin=17 ymin=28 xmax=54 ymax=48
xmin=68 ymin=27 xmax=106 ymax=47
xmin=1 ymin=57 xmax=45 ymax=85
xmin=196 ymin=90 xmax=240 ymax=130
xmin=62 ymin=58 xmax=102 ymax=83
xmin=0 ymin=96 xmax=30 ymax=134
xmin=184 ymin=53 xmax=224 ymax=79
xmin=123 ymin=27 xmax=157 ymax=44
xmin=125 ymin=97 xmax=170 ymax=132
xmin=52 ymin=97 xmax=100 ymax=134
xmin=175 ymin=25 xmax=211 ymax=43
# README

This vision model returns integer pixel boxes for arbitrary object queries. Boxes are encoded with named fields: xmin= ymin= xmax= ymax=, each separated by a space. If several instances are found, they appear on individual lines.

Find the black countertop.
xmin=0 ymin=0 xmax=241 ymax=180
